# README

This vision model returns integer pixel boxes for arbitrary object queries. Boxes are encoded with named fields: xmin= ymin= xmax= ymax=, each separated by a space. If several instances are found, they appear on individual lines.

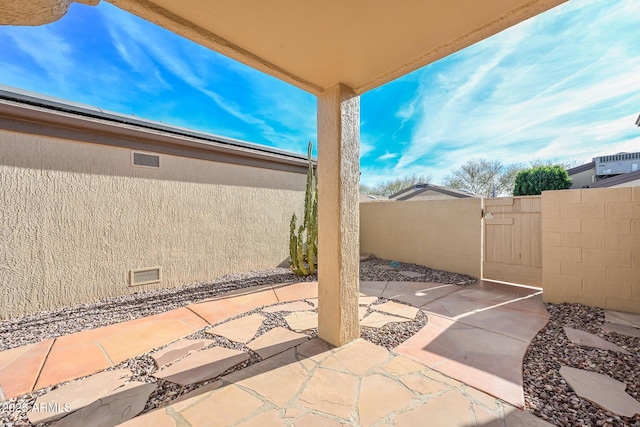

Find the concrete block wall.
xmin=360 ymin=198 xmax=482 ymax=278
xmin=542 ymin=188 xmax=640 ymax=314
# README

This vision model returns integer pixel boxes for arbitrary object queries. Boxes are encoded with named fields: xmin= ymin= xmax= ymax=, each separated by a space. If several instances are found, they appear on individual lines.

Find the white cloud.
xmin=3 ymin=27 xmax=73 ymax=84
xmin=98 ymin=3 xmax=316 ymax=153
xmin=370 ymin=0 xmax=640 ymax=185
xmin=377 ymin=151 xmax=398 ymax=161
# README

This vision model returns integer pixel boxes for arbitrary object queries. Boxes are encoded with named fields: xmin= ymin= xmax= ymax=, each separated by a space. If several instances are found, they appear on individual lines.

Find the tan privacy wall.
xmin=360 ymin=199 xmax=482 ymax=278
xmin=0 ymin=130 xmax=305 ymax=319
xmin=542 ymin=188 xmax=640 ymax=314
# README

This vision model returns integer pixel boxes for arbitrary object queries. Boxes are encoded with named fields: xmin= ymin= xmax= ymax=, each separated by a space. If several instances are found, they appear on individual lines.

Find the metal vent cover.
xmin=130 ymin=266 xmax=162 ymax=286
xmin=132 ymin=151 xmax=160 ymax=168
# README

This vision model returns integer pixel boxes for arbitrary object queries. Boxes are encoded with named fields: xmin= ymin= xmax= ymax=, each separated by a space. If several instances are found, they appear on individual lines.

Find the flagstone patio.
xmin=0 ymin=279 xmax=558 ymax=426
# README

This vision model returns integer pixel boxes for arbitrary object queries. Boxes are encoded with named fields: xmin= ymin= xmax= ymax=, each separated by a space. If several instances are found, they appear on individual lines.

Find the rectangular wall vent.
xmin=132 ymin=151 xmax=160 ymax=168
xmin=130 ymin=266 xmax=162 ymax=286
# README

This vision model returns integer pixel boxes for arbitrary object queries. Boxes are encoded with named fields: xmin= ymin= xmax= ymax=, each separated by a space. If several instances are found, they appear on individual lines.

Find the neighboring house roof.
xmin=0 ymin=85 xmax=312 ymax=174
xmin=567 ymin=161 xmax=595 ymax=176
xmin=586 ymin=169 xmax=640 ymax=188
xmin=359 ymin=194 xmax=387 ymax=202
xmin=391 ymin=183 xmax=477 ymax=201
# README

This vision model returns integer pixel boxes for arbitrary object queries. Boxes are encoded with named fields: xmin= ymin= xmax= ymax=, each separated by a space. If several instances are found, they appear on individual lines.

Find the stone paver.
xmin=283 ymin=311 xmax=318 ymax=331
xmin=51 ymin=381 xmax=155 ymax=427
xmin=121 ymin=332 xmax=549 ymax=427
xmin=296 ymin=337 xmax=333 ymax=362
xmin=0 ymin=279 xmax=559 ymax=427
xmin=28 ymin=368 xmax=131 ymax=424
xmin=372 ymin=301 xmax=419 ymax=319
xmin=238 ymin=409 xmax=284 ymax=427
xmin=359 ymin=296 xmax=379 ymax=305
xmin=247 ymin=327 xmax=309 ymax=359
xmin=560 ymin=366 xmax=640 ymax=418
xmin=118 ymin=409 xmax=177 ymax=427
xmin=207 ymin=313 xmax=264 ymax=343
xmin=332 ymin=339 xmax=389 ymax=376
xmin=35 ymin=307 xmax=208 ymax=390
xmin=180 ymin=385 xmax=264 ymax=427
xmin=295 ymin=413 xmax=344 ymax=427
xmin=305 ymin=298 xmax=318 ymax=307
xmin=97 ymin=308 xmax=208 ymax=363
xmin=358 ymin=374 xmax=414 ymax=426
xmin=151 ymin=339 xmax=213 ymax=368
xmin=272 ymin=281 xmax=318 ymax=302
xmin=262 ymin=301 xmax=315 ymax=313
xmin=188 ymin=285 xmax=278 ymax=324
xmin=358 ymin=306 xmax=368 ymax=321
xmin=602 ymin=321 xmax=640 ymax=338
xmin=297 ymin=368 xmax=358 ymax=419
xmin=393 ymin=391 xmax=474 ymax=426
xmin=154 ymin=347 xmax=249 ymax=385
xmin=381 ymin=355 xmax=425 ymax=376
xmin=398 ymin=373 xmax=447 ymax=394
xmin=35 ymin=342 xmax=113 ymax=391
xmin=605 ymin=310 xmax=640 ymax=329
xmin=0 ymin=339 xmax=53 ymax=399
xmin=360 ymin=312 xmax=411 ymax=328
xmin=223 ymin=348 xmax=309 ymax=407
xmin=563 ymin=327 xmax=630 ymax=354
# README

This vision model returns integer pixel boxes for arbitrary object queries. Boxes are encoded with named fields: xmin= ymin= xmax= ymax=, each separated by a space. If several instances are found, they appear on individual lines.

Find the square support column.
xmin=316 ymin=83 xmax=360 ymax=347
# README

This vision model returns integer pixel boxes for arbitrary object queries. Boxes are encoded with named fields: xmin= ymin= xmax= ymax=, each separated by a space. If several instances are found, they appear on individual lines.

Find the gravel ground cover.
xmin=523 ymin=303 xmax=640 ymax=427
xmin=0 ymin=257 xmax=473 ymax=351
xmin=0 ymin=257 xmax=469 ymax=426
xmin=4 ymin=258 xmax=639 ymax=427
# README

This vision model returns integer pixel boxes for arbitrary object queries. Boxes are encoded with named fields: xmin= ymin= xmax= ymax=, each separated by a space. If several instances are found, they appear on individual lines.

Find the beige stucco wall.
xmin=541 ymin=188 xmax=640 ymax=314
xmin=610 ymin=179 xmax=640 ymax=188
xmin=569 ymin=167 xmax=595 ymax=189
xmin=0 ymin=129 xmax=305 ymax=319
xmin=360 ymin=199 xmax=482 ymax=278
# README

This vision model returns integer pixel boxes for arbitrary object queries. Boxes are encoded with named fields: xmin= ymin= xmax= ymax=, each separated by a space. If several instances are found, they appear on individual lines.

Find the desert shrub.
xmin=513 ymin=165 xmax=572 ymax=196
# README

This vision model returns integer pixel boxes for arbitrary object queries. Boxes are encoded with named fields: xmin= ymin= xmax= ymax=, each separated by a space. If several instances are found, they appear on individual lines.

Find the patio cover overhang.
xmin=0 ymin=0 xmax=567 ymax=346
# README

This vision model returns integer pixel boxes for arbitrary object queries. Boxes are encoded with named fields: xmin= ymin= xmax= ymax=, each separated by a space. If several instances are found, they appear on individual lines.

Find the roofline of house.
xmin=388 ymin=187 xmax=414 ymax=199
xmin=388 ymin=182 xmax=435 ymax=199
xmin=566 ymin=160 xmax=595 ymax=175
xmin=396 ymin=184 xmax=474 ymax=201
xmin=586 ymin=169 xmax=640 ymax=188
xmin=0 ymin=85 xmax=312 ymax=174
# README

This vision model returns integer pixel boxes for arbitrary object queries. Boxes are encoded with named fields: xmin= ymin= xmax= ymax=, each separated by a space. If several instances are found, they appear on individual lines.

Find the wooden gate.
xmin=483 ymin=196 xmax=542 ymax=287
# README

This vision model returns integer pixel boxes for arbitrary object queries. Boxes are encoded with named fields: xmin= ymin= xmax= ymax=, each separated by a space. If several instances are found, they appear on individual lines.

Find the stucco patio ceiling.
xmin=0 ymin=0 xmax=568 ymax=93
xmin=105 ymin=0 xmax=567 ymax=95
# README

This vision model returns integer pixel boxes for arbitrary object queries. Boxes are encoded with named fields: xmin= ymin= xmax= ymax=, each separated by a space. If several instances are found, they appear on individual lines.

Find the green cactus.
xmin=289 ymin=141 xmax=318 ymax=276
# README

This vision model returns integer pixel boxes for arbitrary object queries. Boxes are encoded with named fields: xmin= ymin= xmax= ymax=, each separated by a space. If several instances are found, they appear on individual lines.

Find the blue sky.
xmin=1 ymin=0 xmax=639 ymax=186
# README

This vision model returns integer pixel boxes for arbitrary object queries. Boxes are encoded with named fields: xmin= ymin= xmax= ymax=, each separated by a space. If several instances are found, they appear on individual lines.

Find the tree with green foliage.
xmin=360 ymin=174 xmax=432 ymax=197
xmin=443 ymin=159 xmax=521 ymax=197
xmin=289 ymin=142 xmax=318 ymax=276
xmin=513 ymin=165 xmax=572 ymax=196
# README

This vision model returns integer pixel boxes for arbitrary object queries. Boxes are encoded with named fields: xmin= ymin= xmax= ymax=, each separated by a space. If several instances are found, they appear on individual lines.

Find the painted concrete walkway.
xmin=0 ymin=279 xmax=551 ymax=426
